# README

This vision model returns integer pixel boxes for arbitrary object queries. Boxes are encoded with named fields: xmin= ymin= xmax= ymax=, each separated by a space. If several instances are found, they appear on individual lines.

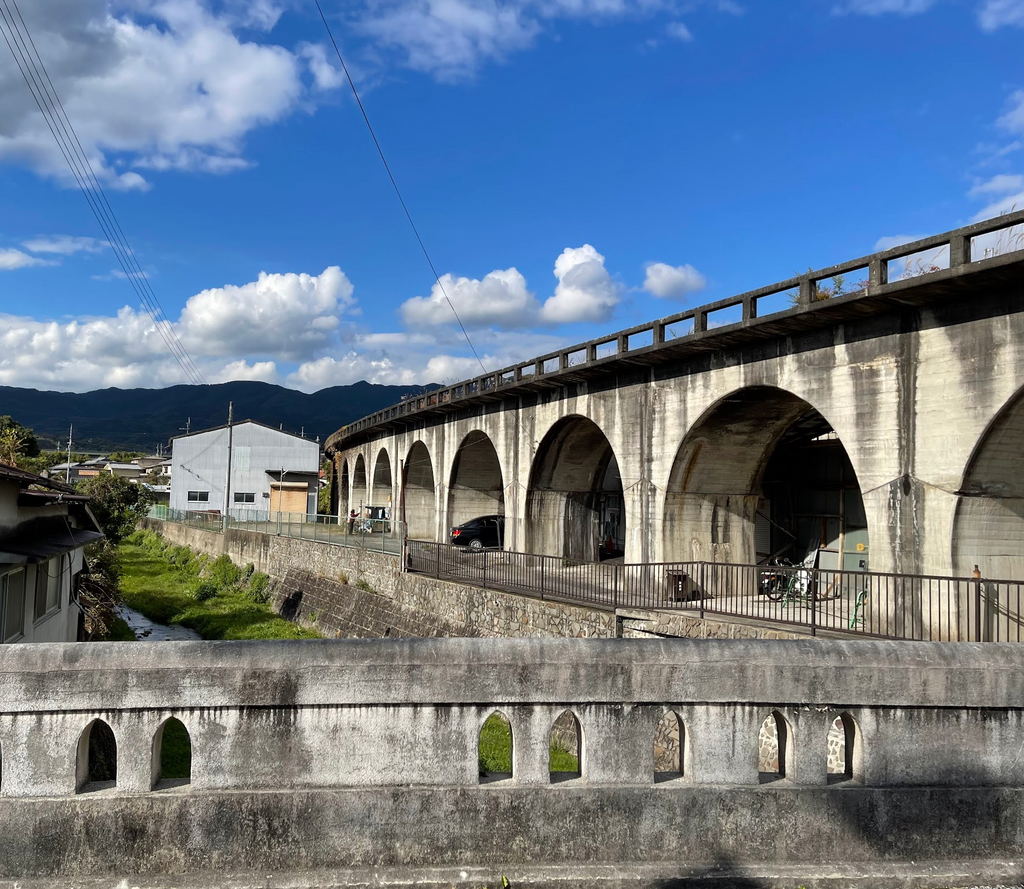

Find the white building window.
xmin=1 ymin=568 xmax=27 ymax=643
xmin=34 ymin=556 xmax=63 ymax=620
xmin=233 ymin=492 xmax=255 ymax=503
xmin=187 ymin=491 xmax=210 ymax=502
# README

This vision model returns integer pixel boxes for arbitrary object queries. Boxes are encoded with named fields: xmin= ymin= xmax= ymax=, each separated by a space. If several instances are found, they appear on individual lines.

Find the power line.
xmin=0 ymin=0 xmax=207 ymax=386
xmin=314 ymin=0 xmax=488 ymax=376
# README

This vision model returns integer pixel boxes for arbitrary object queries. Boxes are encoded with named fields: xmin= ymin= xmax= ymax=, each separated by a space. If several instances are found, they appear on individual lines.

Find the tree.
xmin=0 ymin=416 xmax=39 ymax=465
xmin=107 ymin=450 xmax=145 ymax=463
xmin=78 ymin=474 xmax=154 ymax=543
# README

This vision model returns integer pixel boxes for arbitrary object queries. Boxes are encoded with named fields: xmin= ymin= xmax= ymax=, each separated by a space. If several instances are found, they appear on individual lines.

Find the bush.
xmin=207 ymin=555 xmax=241 ymax=589
xmin=192 ymin=579 xmax=219 ymax=602
xmin=246 ymin=571 xmax=271 ymax=604
xmin=355 ymin=578 xmax=374 ymax=593
xmin=244 ymin=562 xmax=255 ymax=578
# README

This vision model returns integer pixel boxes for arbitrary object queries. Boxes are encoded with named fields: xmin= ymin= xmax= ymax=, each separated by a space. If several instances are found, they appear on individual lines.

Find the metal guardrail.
xmin=146 ymin=505 xmax=404 ymax=555
xmin=326 ymin=210 xmax=1024 ymax=451
xmin=407 ymin=543 xmax=1024 ymax=642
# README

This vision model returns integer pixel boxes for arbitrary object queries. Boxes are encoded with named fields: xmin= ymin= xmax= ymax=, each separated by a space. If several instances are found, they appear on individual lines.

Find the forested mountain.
xmin=0 ymin=380 xmax=431 ymax=452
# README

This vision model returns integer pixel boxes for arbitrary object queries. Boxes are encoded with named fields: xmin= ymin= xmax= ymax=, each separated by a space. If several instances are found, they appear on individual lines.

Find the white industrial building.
xmin=169 ymin=420 xmax=320 ymax=520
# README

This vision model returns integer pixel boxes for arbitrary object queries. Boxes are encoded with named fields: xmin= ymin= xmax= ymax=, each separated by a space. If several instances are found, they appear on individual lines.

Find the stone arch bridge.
xmin=326 ymin=212 xmax=1024 ymax=580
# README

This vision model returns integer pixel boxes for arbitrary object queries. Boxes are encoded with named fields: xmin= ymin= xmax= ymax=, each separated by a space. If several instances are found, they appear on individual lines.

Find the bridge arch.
xmin=446 ymin=431 xmax=505 ymax=531
xmin=953 ymin=384 xmax=1024 ymax=580
xmin=663 ymin=386 xmax=869 ymax=569
xmin=352 ymin=454 xmax=368 ymax=510
xmin=526 ymin=415 xmax=624 ymax=560
xmin=404 ymin=441 xmax=437 ymax=541
xmin=371 ymin=448 xmax=394 ymax=514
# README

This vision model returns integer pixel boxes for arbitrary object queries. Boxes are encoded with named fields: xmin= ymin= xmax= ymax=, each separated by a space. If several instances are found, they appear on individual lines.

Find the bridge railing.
xmin=406 ymin=542 xmax=1024 ymax=642
xmin=326 ymin=209 xmax=1024 ymax=451
xmin=146 ymin=504 xmax=404 ymax=554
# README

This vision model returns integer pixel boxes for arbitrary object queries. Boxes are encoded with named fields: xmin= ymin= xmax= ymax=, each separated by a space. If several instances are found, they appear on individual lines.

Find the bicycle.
xmin=759 ymin=558 xmax=812 ymax=603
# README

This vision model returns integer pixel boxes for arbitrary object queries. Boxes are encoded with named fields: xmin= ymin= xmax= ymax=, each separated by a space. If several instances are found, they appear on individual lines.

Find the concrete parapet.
xmin=0 ymin=638 xmax=1024 ymax=884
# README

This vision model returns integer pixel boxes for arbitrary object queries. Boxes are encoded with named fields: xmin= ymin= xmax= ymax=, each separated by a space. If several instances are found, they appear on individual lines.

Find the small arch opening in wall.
xmin=758 ymin=710 xmax=789 ymax=784
xmin=827 ymin=712 xmax=861 ymax=784
xmin=153 ymin=717 xmax=192 ymax=789
xmin=77 ymin=719 xmax=117 ymax=793
xmin=549 ymin=709 xmax=583 ymax=783
xmin=478 ymin=711 xmax=513 ymax=784
xmin=653 ymin=710 xmax=686 ymax=783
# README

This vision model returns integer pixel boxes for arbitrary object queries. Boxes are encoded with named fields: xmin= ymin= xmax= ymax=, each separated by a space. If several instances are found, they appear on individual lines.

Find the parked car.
xmin=450 ymin=515 xmax=505 ymax=550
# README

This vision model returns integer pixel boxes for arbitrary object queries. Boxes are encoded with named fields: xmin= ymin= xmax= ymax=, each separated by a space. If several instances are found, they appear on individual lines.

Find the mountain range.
xmin=0 ymin=381 xmax=433 ymax=452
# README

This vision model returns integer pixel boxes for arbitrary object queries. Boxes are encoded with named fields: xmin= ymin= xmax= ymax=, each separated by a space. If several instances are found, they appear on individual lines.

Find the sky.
xmin=0 ymin=0 xmax=1023 ymax=394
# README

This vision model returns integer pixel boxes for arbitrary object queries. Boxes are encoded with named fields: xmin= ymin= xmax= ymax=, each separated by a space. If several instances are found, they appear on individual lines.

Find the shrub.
xmin=246 ymin=572 xmax=271 ymax=604
xmin=244 ymin=562 xmax=255 ymax=578
xmin=338 ymin=571 xmax=349 ymax=585
xmin=208 ymin=555 xmax=241 ymax=589
xmin=355 ymin=579 xmax=374 ymax=593
xmin=192 ymin=579 xmax=219 ymax=602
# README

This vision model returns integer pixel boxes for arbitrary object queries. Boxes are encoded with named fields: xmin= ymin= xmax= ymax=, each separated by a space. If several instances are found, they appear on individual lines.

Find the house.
xmin=103 ymin=462 xmax=145 ymax=480
xmin=169 ymin=420 xmax=320 ymax=520
xmin=0 ymin=463 xmax=104 ymax=644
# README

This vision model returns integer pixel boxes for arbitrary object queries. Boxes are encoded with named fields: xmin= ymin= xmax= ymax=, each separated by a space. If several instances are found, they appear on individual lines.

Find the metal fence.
xmin=147 ymin=505 xmax=404 ymax=555
xmin=407 ymin=543 xmax=1024 ymax=642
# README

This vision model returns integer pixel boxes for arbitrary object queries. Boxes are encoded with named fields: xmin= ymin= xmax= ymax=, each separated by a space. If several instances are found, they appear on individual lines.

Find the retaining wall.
xmin=1 ymin=638 xmax=1024 ymax=888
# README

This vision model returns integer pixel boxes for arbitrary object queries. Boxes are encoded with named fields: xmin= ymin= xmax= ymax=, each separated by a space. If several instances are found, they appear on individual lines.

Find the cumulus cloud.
xmin=20 ymin=235 xmax=106 ymax=255
xmin=978 ymin=0 xmax=1024 ymax=29
xmin=642 ymin=262 xmax=706 ymax=299
xmin=0 ymin=1 xmax=309 ymax=188
xmin=970 ymin=172 xmax=1024 ymax=222
xmin=873 ymin=234 xmax=928 ymax=251
xmin=400 ymin=267 xmax=539 ymax=329
xmin=178 ymin=267 xmax=356 ymax=362
xmin=540 ymin=244 xmax=620 ymax=324
xmin=0 ymin=248 xmax=49 ymax=271
xmin=211 ymin=359 xmax=281 ymax=384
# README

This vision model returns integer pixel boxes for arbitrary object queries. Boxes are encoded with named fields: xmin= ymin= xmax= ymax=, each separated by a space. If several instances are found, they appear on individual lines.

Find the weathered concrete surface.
xmin=328 ymin=224 xmax=1024 ymax=583
xmin=1 ymin=638 xmax=1024 ymax=886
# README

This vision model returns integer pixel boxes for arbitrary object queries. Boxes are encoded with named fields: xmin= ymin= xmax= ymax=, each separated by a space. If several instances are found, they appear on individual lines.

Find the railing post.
xmin=540 ymin=557 xmax=545 ymax=601
xmin=974 ymin=564 xmax=983 ymax=642
xmin=699 ymin=562 xmax=706 ymax=620
xmin=613 ymin=565 xmax=620 ymax=610
xmin=436 ymin=544 xmax=440 ymax=579
xmin=482 ymin=551 xmax=488 ymax=590
xmin=950 ymin=233 xmax=972 ymax=269
xmin=810 ymin=571 xmax=818 ymax=637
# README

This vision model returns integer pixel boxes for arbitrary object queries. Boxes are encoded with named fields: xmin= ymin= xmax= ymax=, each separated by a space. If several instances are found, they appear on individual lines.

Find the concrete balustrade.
xmin=2 ymin=638 xmax=1024 ymax=886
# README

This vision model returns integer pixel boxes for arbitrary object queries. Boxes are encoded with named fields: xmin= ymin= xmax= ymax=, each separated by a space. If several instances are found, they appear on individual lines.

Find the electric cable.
xmin=0 ymin=0 xmax=207 ymax=386
xmin=314 ymin=1 xmax=488 ymax=376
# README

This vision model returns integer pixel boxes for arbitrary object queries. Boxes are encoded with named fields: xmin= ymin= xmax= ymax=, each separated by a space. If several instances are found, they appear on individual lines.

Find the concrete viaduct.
xmin=326 ymin=212 xmax=1024 ymax=581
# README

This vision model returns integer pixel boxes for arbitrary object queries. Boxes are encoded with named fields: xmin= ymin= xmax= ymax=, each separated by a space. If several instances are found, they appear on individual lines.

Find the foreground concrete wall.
xmin=1 ymin=638 xmax=1024 ymax=887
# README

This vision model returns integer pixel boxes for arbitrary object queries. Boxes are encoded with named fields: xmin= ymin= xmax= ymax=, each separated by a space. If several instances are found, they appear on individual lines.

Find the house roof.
xmin=106 ymin=462 xmax=142 ymax=470
xmin=170 ymin=419 xmax=319 ymax=445
xmin=0 ymin=462 xmax=75 ymax=493
xmin=0 ymin=519 xmax=104 ymax=565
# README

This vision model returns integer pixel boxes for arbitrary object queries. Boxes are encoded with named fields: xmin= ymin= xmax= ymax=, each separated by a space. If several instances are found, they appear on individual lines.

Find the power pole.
xmin=65 ymin=425 xmax=73 ymax=484
xmin=223 ymin=402 xmax=234 ymax=530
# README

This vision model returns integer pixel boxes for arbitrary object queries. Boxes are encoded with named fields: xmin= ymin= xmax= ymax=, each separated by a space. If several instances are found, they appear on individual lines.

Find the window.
xmin=1 ymin=569 xmax=27 ymax=643
xmin=187 ymin=491 xmax=210 ymax=502
xmin=34 ymin=556 xmax=63 ymax=619
xmin=233 ymin=492 xmax=255 ymax=503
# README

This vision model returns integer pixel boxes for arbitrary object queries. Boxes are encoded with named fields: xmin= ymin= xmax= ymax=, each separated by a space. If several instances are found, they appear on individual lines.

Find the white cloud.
xmin=0 ymin=1 xmax=307 ymax=187
xmin=969 ymin=173 xmax=1024 ymax=196
xmin=540 ymin=244 xmax=620 ymax=323
xmin=873 ymin=234 xmax=928 ymax=250
xmin=665 ymin=21 xmax=694 ymax=40
xmin=978 ymin=0 xmax=1024 ymax=30
xmin=0 ymin=249 xmax=49 ymax=271
xmin=298 ymin=42 xmax=347 ymax=91
xmin=20 ymin=235 xmax=106 ymax=255
xmin=400 ymin=267 xmax=539 ymax=329
xmin=642 ymin=261 xmax=706 ymax=299
xmin=212 ymin=359 xmax=280 ymax=384
xmin=178 ymin=267 xmax=356 ymax=361
xmin=356 ymin=0 xmax=737 ymax=79
xmin=832 ymin=0 xmax=935 ymax=13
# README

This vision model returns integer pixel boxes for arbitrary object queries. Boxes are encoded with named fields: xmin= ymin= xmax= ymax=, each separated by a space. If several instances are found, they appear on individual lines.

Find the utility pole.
xmin=223 ymin=402 xmax=234 ymax=530
xmin=65 ymin=424 xmax=73 ymax=484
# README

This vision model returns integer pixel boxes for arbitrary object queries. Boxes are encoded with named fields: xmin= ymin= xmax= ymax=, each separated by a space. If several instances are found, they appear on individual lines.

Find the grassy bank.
xmin=119 ymin=530 xmax=317 ymax=641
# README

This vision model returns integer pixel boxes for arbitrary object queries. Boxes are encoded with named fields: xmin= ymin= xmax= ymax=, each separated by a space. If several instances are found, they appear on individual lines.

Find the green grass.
xmin=159 ymin=719 xmax=192 ymax=780
xmin=118 ymin=543 xmax=318 ymax=641
xmin=101 ymin=617 xmax=137 ymax=642
xmin=478 ymin=713 xmax=579 ymax=776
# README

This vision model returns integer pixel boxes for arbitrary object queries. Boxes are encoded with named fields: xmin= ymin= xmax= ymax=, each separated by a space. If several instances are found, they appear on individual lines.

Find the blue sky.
xmin=1 ymin=0 xmax=1023 ymax=392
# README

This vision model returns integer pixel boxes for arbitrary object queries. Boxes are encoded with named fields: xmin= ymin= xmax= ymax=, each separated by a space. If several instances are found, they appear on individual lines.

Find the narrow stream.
xmin=118 ymin=605 xmax=202 ymax=641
